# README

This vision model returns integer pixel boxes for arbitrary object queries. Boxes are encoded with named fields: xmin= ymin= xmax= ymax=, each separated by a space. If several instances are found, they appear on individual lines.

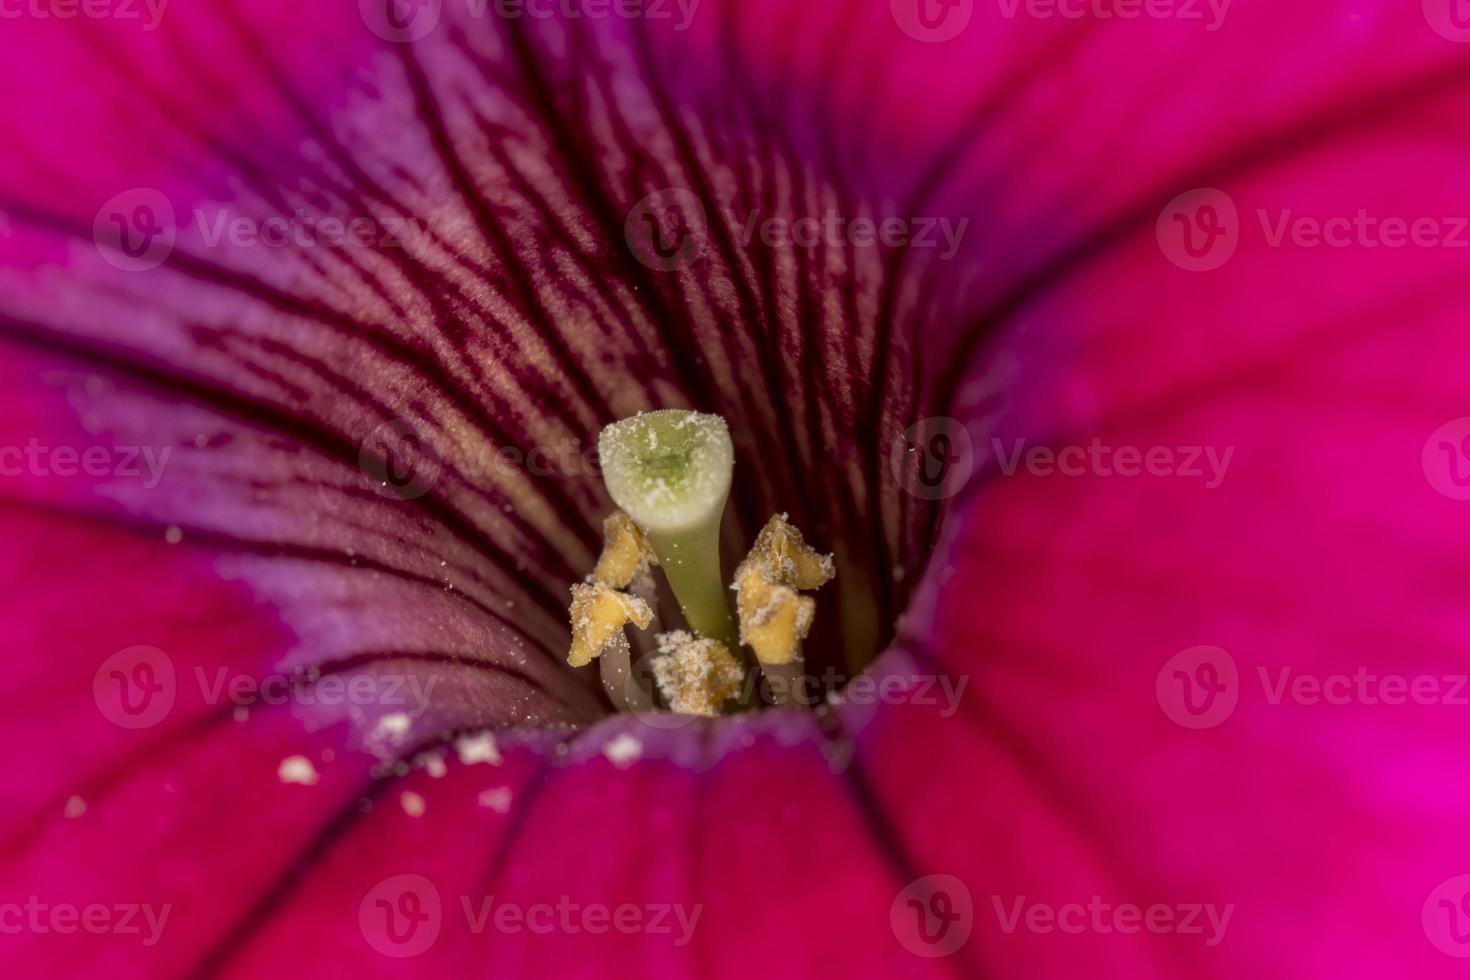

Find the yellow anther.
xmin=733 ymin=514 xmax=835 ymax=666
xmin=748 ymin=512 xmax=835 ymax=591
xmin=567 ymin=583 xmax=653 ymax=668
xmin=591 ymin=510 xmax=657 ymax=589
xmin=652 ymin=631 xmax=746 ymax=716
xmin=733 ymin=568 xmax=815 ymax=666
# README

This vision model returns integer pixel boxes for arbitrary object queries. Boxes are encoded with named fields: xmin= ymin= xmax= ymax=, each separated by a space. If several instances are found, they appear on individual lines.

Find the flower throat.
xmin=566 ymin=410 xmax=835 ymax=716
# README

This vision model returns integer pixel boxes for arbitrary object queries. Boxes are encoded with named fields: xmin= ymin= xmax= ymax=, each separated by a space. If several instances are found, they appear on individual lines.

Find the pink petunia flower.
xmin=1 ymin=0 xmax=1468 ymax=976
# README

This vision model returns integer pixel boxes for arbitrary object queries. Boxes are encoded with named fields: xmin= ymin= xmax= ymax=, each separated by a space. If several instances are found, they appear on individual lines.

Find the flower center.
xmin=569 ymin=409 xmax=840 ymax=716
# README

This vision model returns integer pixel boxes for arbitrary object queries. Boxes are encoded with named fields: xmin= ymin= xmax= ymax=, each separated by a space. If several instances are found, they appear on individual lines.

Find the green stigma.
xmin=598 ymin=410 xmax=737 ymax=647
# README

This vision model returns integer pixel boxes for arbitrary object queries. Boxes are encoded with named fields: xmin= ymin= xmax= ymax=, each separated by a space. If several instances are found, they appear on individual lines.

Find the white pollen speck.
xmin=375 ymin=713 xmax=412 ymax=739
xmin=603 ymin=733 xmax=643 ymax=768
xmin=455 ymin=732 xmax=502 ymax=766
xmin=401 ymin=791 xmax=426 ymax=817
xmin=233 ymin=706 xmax=250 ymax=722
xmin=278 ymin=756 xmax=319 ymax=786
xmin=64 ymin=796 xmax=86 ymax=819
xmin=478 ymin=787 xmax=513 ymax=813
xmin=420 ymin=754 xmax=447 ymax=778
xmin=163 ymin=526 xmax=183 ymax=545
